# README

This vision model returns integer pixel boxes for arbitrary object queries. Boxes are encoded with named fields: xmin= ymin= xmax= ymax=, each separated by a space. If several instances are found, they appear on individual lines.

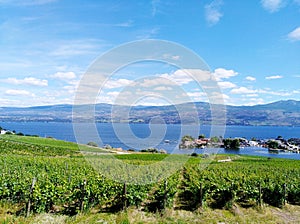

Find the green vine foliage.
xmin=0 ymin=138 xmax=299 ymax=215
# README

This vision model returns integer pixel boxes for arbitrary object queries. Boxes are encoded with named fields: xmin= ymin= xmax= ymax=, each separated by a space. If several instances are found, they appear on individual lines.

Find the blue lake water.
xmin=1 ymin=122 xmax=300 ymax=160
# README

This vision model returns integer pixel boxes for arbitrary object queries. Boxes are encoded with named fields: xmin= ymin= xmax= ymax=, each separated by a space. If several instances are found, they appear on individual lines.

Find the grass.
xmin=0 ymin=134 xmax=109 ymax=154
xmin=1 ymin=205 xmax=300 ymax=223
xmin=0 ymin=134 xmax=78 ymax=149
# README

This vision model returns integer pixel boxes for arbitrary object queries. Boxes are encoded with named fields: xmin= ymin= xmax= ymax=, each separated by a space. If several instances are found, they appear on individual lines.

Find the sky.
xmin=1 ymin=0 xmax=300 ymax=107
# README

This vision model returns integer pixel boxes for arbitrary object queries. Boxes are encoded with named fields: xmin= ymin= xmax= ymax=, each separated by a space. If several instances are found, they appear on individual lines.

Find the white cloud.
xmin=187 ymin=92 xmax=206 ymax=98
xmin=0 ymin=98 xmax=19 ymax=106
xmin=209 ymin=92 xmax=230 ymax=104
xmin=104 ymin=78 xmax=134 ymax=89
xmin=246 ymin=93 xmax=259 ymax=97
xmin=258 ymin=89 xmax=291 ymax=96
xmin=138 ymin=77 xmax=173 ymax=87
xmin=4 ymin=77 xmax=48 ymax=86
xmin=213 ymin=68 xmax=238 ymax=81
xmin=261 ymin=0 xmax=284 ymax=13
xmin=153 ymin=86 xmax=173 ymax=91
xmin=217 ymin=81 xmax=236 ymax=89
xmin=205 ymin=0 xmax=223 ymax=26
xmin=246 ymin=76 xmax=256 ymax=81
xmin=287 ymin=27 xmax=300 ymax=42
xmin=107 ymin=91 xmax=120 ymax=97
xmin=265 ymin=75 xmax=283 ymax=80
xmin=5 ymin=89 xmax=34 ymax=96
xmin=51 ymin=72 xmax=76 ymax=80
xmin=160 ymin=70 xmax=209 ymax=86
xmin=162 ymin=54 xmax=180 ymax=61
xmin=230 ymin=87 xmax=256 ymax=94
xmin=63 ymin=85 xmax=77 ymax=94
xmin=151 ymin=0 xmax=160 ymax=17
xmin=242 ymin=98 xmax=265 ymax=106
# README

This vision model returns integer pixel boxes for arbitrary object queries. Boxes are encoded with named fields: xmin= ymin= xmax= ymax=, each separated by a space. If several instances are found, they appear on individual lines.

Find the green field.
xmin=0 ymin=134 xmax=110 ymax=156
xmin=0 ymin=135 xmax=300 ymax=223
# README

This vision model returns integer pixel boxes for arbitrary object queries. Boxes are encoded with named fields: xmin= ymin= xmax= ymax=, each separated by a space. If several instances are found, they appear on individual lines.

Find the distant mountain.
xmin=1 ymin=100 xmax=300 ymax=126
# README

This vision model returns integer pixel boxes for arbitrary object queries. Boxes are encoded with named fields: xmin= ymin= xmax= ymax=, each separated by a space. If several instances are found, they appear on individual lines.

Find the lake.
xmin=1 ymin=122 xmax=300 ymax=160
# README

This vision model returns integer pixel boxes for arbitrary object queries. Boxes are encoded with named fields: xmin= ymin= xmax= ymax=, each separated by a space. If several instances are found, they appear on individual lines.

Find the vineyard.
xmin=0 ymin=135 xmax=300 ymax=221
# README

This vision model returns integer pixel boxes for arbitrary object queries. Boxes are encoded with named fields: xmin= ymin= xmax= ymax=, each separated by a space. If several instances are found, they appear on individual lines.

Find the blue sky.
xmin=0 ymin=0 xmax=300 ymax=107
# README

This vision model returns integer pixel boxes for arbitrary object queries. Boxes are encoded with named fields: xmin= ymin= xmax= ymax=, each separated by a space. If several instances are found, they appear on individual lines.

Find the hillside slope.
xmin=1 ymin=100 xmax=300 ymax=126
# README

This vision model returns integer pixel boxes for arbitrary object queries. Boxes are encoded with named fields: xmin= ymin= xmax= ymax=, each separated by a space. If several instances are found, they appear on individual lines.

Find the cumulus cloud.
xmin=205 ymin=0 xmax=223 ymax=26
xmin=187 ymin=92 xmax=206 ymax=98
xmin=230 ymin=87 xmax=257 ymax=94
xmin=153 ymin=86 xmax=173 ymax=91
xmin=51 ymin=72 xmax=76 ymax=80
xmin=287 ymin=27 xmax=300 ymax=42
xmin=261 ymin=0 xmax=284 ymax=13
xmin=217 ymin=81 xmax=236 ymax=89
xmin=246 ymin=93 xmax=259 ymax=97
xmin=5 ymin=89 xmax=34 ymax=96
xmin=246 ymin=76 xmax=256 ymax=81
xmin=265 ymin=75 xmax=283 ymax=80
xmin=138 ymin=77 xmax=174 ymax=87
xmin=213 ymin=68 xmax=238 ymax=81
xmin=230 ymin=86 xmax=291 ymax=98
xmin=63 ymin=85 xmax=77 ymax=94
xmin=160 ymin=69 xmax=211 ymax=86
xmin=4 ymin=77 xmax=48 ymax=86
xmin=258 ymin=89 xmax=291 ymax=96
xmin=104 ymin=78 xmax=134 ymax=89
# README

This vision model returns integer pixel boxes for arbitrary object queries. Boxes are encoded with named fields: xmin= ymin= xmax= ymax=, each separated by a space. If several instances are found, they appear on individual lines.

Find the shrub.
xmin=191 ymin=152 xmax=198 ymax=157
xmin=87 ymin=142 xmax=98 ymax=147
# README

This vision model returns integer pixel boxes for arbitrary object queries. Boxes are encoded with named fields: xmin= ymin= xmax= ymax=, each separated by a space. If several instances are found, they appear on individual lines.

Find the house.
xmin=249 ymin=140 xmax=259 ymax=147
xmin=195 ymin=138 xmax=210 ymax=146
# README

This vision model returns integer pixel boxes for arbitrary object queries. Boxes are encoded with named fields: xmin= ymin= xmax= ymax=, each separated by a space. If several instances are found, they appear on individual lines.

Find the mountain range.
xmin=1 ymin=100 xmax=300 ymax=126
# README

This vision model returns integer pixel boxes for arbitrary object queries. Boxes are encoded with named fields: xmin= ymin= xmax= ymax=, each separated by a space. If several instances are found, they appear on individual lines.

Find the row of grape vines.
xmin=0 ymin=154 xmax=181 ymax=215
xmin=178 ymin=158 xmax=300 ymax=210
xmin=0 ymin=139 xmax=299 ymax=216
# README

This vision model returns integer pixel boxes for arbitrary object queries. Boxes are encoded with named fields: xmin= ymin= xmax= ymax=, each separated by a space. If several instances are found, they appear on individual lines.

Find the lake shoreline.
xmin=1 ymin=122 xmax=300 ymax=160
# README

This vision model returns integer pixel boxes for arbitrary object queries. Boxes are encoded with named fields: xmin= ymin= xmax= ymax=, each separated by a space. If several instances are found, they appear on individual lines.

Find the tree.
xmin=223 ymin=138 xmax=240 ymax=149
xmin=210 ymin=136 xmax=220 ymax=143
xmin=231 ymin=139 xmax=240 ymax=149
xmin=181 ymin=135 xmax=194 ymax=142
xmin=198 ymin=134 xmax=205 ymax=139
xmin=267 ymin=140 xmax=279 ymax=149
